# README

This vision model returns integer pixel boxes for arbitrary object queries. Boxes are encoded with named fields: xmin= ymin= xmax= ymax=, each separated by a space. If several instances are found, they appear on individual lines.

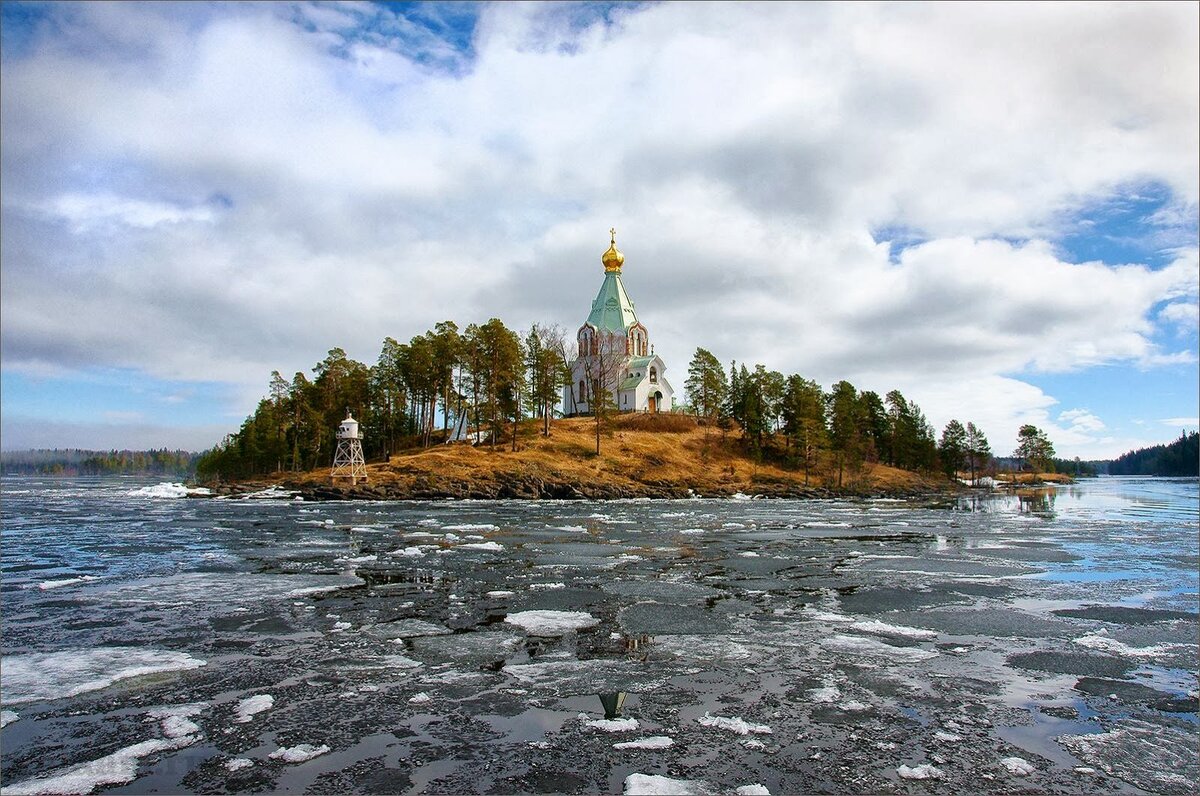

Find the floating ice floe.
xmin=818 ymin=634 xmax=937 ymax=662
xmin=36 ymin=575 xmax=100 ymax=590
xmin=736 ymin=786 xmax=770 ymax=796
xmin=0 ymin=647 xmax=206 ymax=705
xmin=614 ymin=736 xmax=673 ymax=750
xmin=897 ymin=763 xmax=943 ymax=780
xmin=838 ymin=700 xmax=870 ymax=712
xmin=1000 ymin=757 xmax=1035 ymax=776
xmin=459 ymin=541 xmax=504 ymax=551
xmin=243 ymin=486 xmax=295 ymax=500
xmin=127 ymin=483 xmax=212 ymax=499
xmin=807 ymin=679 xmax=840 ymax=703
xmin=505 ymin=610 xmax=599 ymax=636
xmin=530 ymin=582 xmax=567 ymax=590
xmin=585 ymin=716 xmax=639 ymax=732
xmin=624 ymin=773 xmax=707 ymax=794
xmin=4 ymin=704 xmax=204 ymax=794
xmin=697 ymin=714 xmax=771 ymax=735
xmin=1 ymin=710 xmax=19 ymax=727
xmin=1071 ymin=631 xmax=1181 ymax=659
xmin=234 ymin=694 xmax=274 ymax=723
xmin=554 ymin=525 xmax=589 ymax=532
xmin=149 ymin=703 xmax=205 ymax=738
xmin=850 ymin=620 xmax=937 ymax=640
xmin=933 ymin=731 xmax=962 ymax=743
xmin=443 ymin=523 xmax=499 ymax=531
xmin=408 ymin=692 xmax=432 ymax=704
xmin=269 ymin=743 xmax=330 ymax=763
xmin=389 ymin=546 xmax=427 ymax=557
xmin=225 ymin=758 xmax=253 ymax=772
xmin=381 ymin=655 xmax=423 ymax=669
xmin=486 ymin=590 xmax=515 ymax=598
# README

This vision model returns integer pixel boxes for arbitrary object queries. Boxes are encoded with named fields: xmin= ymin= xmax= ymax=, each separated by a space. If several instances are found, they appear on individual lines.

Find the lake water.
xmin=1 ymin=476 xmax=1196 ymax=794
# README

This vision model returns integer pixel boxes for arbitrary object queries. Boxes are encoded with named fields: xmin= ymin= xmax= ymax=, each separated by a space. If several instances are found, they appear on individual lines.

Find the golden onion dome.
xmin=602 ymin=227 xmax=624 ymax=272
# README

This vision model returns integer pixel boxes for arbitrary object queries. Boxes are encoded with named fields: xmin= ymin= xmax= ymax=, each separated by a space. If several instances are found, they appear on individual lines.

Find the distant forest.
xmin=1106 ymin=432 xmax=1199 ymax=477
xmin=0 ymin=449 xmax=200 ymax=476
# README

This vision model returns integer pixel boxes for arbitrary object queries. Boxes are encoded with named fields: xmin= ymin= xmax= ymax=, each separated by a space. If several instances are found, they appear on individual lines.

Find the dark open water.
xmin=1 ymin=476 xmax=1196 ymax=794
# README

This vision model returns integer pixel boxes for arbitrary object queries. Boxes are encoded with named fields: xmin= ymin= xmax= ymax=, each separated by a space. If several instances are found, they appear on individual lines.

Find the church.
xmin=562 ymin=230 xmax=675 ymax=416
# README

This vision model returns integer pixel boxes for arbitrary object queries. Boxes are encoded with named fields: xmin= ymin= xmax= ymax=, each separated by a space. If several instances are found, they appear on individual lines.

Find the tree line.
xmin=196 ymin=319 xmax=570 ymax=480
xmin=0 ymin=449 xmax=199 ymax=476
xmin=684 ymin=349 xmax=993 ymax=486
xmin=1107 ymin=431 xmax=1199 ymax=476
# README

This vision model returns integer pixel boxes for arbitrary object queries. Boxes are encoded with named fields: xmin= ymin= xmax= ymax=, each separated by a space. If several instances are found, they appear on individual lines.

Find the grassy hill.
xmin=214 ymin=415 xmax=957 ymax=501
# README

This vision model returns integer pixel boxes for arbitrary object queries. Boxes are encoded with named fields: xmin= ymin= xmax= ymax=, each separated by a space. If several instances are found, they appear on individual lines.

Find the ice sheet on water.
xmin=651 ymin=636 xmax=752 ymax=662
xmin=486 ymin=590 xmax=515 ymax=598
xmin=807 ymin=679 xmax=841 ymax=703
xmin=624 ymin=773 xmax=708 ymax=795
xmin=410 ymin=632 xmax=521 ymax=665
xmin=697 ymin=713 xmax=771 ymax=735
xmin=408 ymin=692 xmax=432 ymax=704
xmin=148 ymin=703 xmax=205 ymax=738
xmin=505 ymin=610 xmax=599 ymax=635
xmin=614 ymin=736 xmax=673 ymax=749
xmin=1 ymin=647 xmax=206 ymax=704
xmin=36 ymin=575 xmax=100 ymax=590
xmin=225 ymin=758 xmax=253 ymax=772
xmin=443 ymin=523 xmax=499 ymax=531
xmin=736 ymin=786 xmax=770 ymax=795
xmin=504 ymin=658 xmax=680 ymax=697
xmin=1057 ymin=718 xmax=1199 ymax=792
xmin=585 ymin=716 xmax=638 ymax=731
xmin=389 ymin=546 xmax=426 ymax=557
xmin=93 ymin=572 xmax=363 ymax=605
xmin=366 ymin=619 xmax=451 ymax=640
xmin=268 ymin=743 xmax=330 ymax=763
xmin=2 ymin=710 xmax=20 ymax=727
xmin=235 ymin=694 xmax=274 ymax=723
xmin=241 ymin=486 xmax=295 ymax=500
xmin=818 ymin=634 xmax=937 ymax=662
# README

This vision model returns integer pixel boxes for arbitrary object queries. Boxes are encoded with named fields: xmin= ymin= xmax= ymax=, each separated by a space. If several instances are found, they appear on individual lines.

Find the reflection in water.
xmin=598 ymin=692 xmax=626 ymax=719
xmin=1017 ymin=488 xmax=1056 ymax=515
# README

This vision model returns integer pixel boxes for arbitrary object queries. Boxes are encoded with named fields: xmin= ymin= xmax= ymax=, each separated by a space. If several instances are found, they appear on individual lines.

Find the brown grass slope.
xmin=260 ymin=415 xmax=955 ymax=501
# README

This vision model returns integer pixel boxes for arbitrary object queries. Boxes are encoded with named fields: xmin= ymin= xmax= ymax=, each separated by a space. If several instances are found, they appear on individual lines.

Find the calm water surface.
xmin=1 ymin=476 xmax=1196 ymax=794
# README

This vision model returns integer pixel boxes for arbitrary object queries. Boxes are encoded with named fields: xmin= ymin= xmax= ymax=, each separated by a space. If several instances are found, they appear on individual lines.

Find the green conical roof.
xmin=585 ymin=271 xmax=639 ymax=333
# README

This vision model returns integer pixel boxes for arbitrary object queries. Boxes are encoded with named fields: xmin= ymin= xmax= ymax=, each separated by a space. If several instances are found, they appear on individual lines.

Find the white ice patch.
xmin=224 ymin=758 xmax=253 ymax=772
xmin=838 ymin=700 xmax=870 ymax=712
xmin=381 ymin=655 xmax=423 ymax=669
xmin=697 ymin=713 xmax=771 ymax=735
xmin=624 ymin=773 xmax=706 ymax=794
xmin=1072 ymin=631 xmax=1182 ymax=659
xmin=1 ymin=648 xmax=206 ymax=704
xmin=1000 ymin=757 xmax=1035 ymax=776
xmin=36 ymin=575 xmax=100 ymax=590
xmin=585 ymin=717 xmax=639 ymax=732
xmin=736 ymin=786 xmax=771 ymax=795
xmin=803 ymin=609 xmax=854 ymax=624
xmin=554 ymin=525 xmax=589 ymax=532
xmin=933 ymin=731 xmax=962 ymax=743
xmin=148 ymin=703 xmax=205 ymax=738
xmin=268 ymin=743 xmax=330 ymax=763
xmin=127 ymin=483 xmax=211 ymax=499
xmin=1 ymin=710 xmax=20 ymax=727
xmin=897 ymin=763 xmax=943 ymax=779
xmin=390 ymin=546 xmax=426 ymax=557
xmin=5 ymin=705 xmax=203 ymax=794
xmin=505 ymin=611 xmax=598 ymax=635
xmin=443 ymin=523 xmax=498 ymax=531
xmin=486 ymin=590 xmax=515 ymax=598
xmin=530 ymin=582 xmax=566 ymax=590
xmin=234 ymin=694 xmax=274 ymax=723
xmin=614 ymin=736 xmax=673 ymax=750
xmin=819 ymin=634 xmax=937 ymax=662
xmin=5 ymin=737 xmax=191 ymax=794
xmin=408 ymin=692 xmax=432 ymax=704
xmin=459 ymin=541 xmax=504 ymax=551
xmin=850 ymin=620 xmax=937 ymax=640
xmin=335 ymin=555 xmax=377 ymax=564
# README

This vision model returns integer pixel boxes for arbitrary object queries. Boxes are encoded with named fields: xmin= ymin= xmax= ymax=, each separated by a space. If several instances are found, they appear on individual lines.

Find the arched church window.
xmin=649 ymin=367 xmax=658 ymax=384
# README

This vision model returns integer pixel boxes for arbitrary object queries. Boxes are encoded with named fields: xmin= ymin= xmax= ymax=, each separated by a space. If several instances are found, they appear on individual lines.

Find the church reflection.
xmin=598 ymin=691 xmax=627 ymax=719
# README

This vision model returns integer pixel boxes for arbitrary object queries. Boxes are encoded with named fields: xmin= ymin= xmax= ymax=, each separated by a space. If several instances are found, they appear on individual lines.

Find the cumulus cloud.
xmin=0 ymin=1 xmax=1196 ymax=455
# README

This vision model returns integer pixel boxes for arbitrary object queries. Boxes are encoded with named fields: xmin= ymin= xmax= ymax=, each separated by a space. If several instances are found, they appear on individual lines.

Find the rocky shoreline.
xmin=196 ymin=475 xmax=964 ymax=503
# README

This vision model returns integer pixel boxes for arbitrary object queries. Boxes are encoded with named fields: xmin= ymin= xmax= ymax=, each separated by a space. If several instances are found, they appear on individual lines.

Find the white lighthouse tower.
xmin=331 ymin=410 xmax=367 ymax=485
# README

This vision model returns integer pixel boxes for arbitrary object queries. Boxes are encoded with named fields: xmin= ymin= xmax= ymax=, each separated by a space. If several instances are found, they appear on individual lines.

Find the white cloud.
xmin=0 ymin=1 xmax=1196 ymax=454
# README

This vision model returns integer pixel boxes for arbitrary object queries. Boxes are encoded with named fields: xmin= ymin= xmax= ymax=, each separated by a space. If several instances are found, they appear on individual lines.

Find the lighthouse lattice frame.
xmin=331 ymin=410 xmax=368 ymax=485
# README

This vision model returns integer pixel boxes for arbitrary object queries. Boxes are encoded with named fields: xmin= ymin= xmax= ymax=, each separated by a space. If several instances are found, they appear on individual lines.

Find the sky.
xmin=1 ymin=0 xmax=1197 ymax=459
